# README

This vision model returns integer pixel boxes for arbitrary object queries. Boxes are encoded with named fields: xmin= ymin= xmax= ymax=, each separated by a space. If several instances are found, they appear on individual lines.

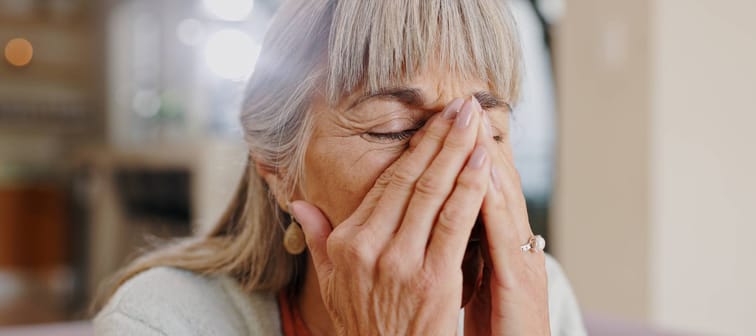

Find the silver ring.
xmin=520 ymin=235 xmax=546 ymax=252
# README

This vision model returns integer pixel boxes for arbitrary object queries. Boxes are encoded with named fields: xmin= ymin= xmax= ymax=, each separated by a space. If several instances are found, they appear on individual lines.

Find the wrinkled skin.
xmin=259 ymin=71 xmax=550 ymax=335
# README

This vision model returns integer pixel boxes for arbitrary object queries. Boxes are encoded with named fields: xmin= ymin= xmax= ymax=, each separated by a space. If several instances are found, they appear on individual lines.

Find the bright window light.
xmin=203 ymin=29 xmax=259 ymax=81
xmin=202 ymin=0 xmax=254 ymax=22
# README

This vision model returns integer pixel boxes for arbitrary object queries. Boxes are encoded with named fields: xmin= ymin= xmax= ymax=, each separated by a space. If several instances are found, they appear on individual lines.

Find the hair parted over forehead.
xmin=241 ymin=0 xmax=522 ymax=193
xmin=327 ymin=0 xmax=522 ymax=104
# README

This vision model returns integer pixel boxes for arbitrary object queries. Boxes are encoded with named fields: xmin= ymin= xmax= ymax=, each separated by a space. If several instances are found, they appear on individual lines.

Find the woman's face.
xmin=301 ymin=68 xmax=512 ymax=228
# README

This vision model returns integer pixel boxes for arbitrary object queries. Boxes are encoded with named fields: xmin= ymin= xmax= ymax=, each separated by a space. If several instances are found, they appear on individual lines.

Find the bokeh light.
xmin=201 ymin=0 xmax=255 ymax=22
xmin=203 ymin=29 xmax=259 ymax=81
xmin=4 ymin=38 xmax=34 ymax=67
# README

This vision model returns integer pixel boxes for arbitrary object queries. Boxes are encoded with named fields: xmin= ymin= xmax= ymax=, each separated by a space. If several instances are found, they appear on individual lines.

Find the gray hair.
xmin=98 ymin=0 xmax=522 ymax=305
xmin=244 ymin=0 xmax=521 ymax=190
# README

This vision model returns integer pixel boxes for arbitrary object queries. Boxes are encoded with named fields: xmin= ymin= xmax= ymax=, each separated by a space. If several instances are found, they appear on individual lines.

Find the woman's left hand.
xmin=464 ymin=107 xmax=551 ymax=336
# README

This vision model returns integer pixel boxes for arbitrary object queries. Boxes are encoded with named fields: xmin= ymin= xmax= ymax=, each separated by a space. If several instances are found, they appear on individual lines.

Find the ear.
xmin=253 ymin=157 xmax=291 ymax=212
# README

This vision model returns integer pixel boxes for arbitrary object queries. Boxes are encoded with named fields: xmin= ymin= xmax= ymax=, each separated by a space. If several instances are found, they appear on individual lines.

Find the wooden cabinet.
xmin=0 ymin=184 xmax=69 ymax=269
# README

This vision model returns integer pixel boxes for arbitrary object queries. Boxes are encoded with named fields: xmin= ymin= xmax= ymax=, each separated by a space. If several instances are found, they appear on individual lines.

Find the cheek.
xmin=303 ymin=138 xmax=400 ymax=226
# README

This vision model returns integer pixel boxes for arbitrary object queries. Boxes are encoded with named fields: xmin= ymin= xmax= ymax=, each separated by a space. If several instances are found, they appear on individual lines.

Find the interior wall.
xmin=651 ymin=0 xmax=756 ymax=334
xmin=554 ymin=0 xmax=756 ymax=334
xmin=552 ymin=0 xmax=652 ymax=321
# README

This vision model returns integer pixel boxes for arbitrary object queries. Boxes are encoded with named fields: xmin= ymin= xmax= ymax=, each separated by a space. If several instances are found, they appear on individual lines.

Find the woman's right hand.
xmin=290 ymin=97 xmax=491 ymax=335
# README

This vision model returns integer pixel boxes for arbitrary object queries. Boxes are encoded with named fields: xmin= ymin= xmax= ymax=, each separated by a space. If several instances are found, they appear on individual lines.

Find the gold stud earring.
xmin=283 ymin=203 xmax=306 ymax=255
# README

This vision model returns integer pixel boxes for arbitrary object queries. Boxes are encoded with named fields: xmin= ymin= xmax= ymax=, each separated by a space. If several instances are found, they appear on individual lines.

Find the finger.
xmin=408 ymin=115 xmax=434 ymax=149
xmin=424 ymin=117 xmax=491 ymax=270
xmin=350 ymin=112 xmax=443 ymax=223
xmin=479 ymin=110 xmax=534 ymax=262
xmin=364 ymin=98 xmax=465 ymax=240
xmin=290 ymin=200 xmax=334 ymax=286
xmin=395 ymin=97 xmax=482 ymax=254
xmin=483 ymin=105 xmax=522 ymax=202
xmin=346 ymin=150 xmax=407 ymax=226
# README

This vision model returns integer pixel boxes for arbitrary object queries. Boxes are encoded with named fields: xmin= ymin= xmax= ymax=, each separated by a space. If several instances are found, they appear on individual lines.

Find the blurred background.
xmin=0 ymin=0 xmax=753 ymax=335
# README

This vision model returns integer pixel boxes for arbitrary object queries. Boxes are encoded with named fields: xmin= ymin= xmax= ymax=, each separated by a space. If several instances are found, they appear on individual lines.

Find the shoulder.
xmin=94 ymin=267 xmax=281 ymax=336
xmin=543 ymin=254 xmax=588 ymax=336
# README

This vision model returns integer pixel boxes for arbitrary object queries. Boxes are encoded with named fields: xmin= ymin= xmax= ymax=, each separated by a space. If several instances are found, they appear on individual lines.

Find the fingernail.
xmin=490 ymin=167 xmax=503 ymax=191
xmin=455 ymin=99 xmax=474 ymax=128
xmin=289 ymin=201 xmax=303 ymax=222
xmin=468 ymin=146 xmax=488 ymax=169
xmin=482 ymin=111 xmax=493 ymax=137
xmin=442 ymin=98 xmax=465 ymax=120
xmin=472 ymin=95 xmax=482 ymax=111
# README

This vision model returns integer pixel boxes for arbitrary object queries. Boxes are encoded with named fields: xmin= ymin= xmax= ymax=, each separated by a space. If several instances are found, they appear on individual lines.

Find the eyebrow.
xmin=348 ymin=87 xmax=424 ymax=109
xmin=348 ymin=86 xmax=509 ymax=111
xmin=473 ymin=91 xmax=509 ymax=111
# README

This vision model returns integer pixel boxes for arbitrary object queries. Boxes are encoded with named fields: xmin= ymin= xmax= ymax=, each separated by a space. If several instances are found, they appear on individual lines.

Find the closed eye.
xmin=365 ymin=128 xmax=420 ymax=142
xmin=364 ymin=119 xmax=426 ymax=143
xmin=366 ymin=124 xmax=504 ymax=143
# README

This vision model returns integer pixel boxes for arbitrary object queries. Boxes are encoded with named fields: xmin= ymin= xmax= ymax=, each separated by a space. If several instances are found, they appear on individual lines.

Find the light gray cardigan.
xmin=94 ymin=255 xmax=586 ymax=335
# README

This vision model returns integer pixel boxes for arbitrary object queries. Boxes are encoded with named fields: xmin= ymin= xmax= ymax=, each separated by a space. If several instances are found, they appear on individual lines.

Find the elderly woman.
xmin=95 ymin=0 xmax=585 ymax=335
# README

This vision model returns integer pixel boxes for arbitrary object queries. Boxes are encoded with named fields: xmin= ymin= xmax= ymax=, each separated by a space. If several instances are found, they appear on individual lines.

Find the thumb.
xmin=289 ymin=200 xmax=334 ymax=280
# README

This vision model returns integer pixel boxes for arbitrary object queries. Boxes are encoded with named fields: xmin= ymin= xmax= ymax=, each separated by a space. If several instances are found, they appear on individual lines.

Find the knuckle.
xmin=329 ymin=232 xmax=374 ymax=265
xmin=345 ymin=243 xmax=372 ymax=265
xmin=389 ymin=164 xmax=418 ymax=189
xmin=441 ymin=136 xmax=471 ymax=154
xmin=379 ymin=246 xmax=424 ymax=281
xmin=375 ymin=166 xmax=395 ymax=187
xmin=377 ymin=250 xmax=404 ymax=274
xmin=414 ymin=174 xmax=444 ymax=197
xmin=437 ymin=208 xmax=464 ymax=235
xmin=369 ymin=176 xmax=393 ymax=200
